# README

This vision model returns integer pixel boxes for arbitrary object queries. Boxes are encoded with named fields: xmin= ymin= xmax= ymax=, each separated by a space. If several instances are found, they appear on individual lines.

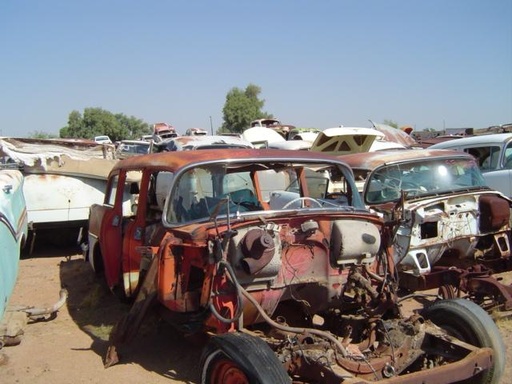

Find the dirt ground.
xmin=1 ymin=236 xmax=512 ymax=384
xmin=0 ymin=239 xmax=202 ymax=384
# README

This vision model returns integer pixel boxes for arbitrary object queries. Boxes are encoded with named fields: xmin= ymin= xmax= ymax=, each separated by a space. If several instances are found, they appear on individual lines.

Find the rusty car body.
xmin=87 ymin=149 xmax=504 ymax=383
xmin=340 ymin=149 xmax=512 ymax=312
xmin=152 ymin=122 xmax=178 ymax=143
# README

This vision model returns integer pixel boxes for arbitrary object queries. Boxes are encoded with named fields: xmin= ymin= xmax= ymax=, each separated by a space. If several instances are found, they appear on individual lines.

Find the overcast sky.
xmin=1 ymin=0 xmax=511 ymax=137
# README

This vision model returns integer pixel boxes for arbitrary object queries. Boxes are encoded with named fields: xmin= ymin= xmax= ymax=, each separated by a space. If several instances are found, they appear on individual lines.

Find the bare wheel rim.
xmin=210 ymin=357 xmax=249 ymax=384
xmin=438 ymin=284 xmax=456 ymax=299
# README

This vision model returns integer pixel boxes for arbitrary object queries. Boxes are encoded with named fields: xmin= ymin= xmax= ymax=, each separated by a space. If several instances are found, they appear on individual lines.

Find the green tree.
xmin=115 ymin=113 xmax=151 ymax=139
xmin=60 ymin=108 xmax=151 ymax=141
xmin=221 ymin=84 xmax=272 ymax=133
xmin=60 ymin=110 xmax=83 ymax=138
xmin=82 ymin=108 xmax=120 ymax=140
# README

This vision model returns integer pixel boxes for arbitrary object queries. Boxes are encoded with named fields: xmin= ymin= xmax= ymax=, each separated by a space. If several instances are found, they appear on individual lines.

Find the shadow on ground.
xmin=57 ymin=256 xmax=202 ymax=383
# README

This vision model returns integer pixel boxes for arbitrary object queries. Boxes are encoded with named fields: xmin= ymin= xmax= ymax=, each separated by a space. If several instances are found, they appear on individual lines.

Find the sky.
xmin=1 ymin=1 xmax=511 ymax=137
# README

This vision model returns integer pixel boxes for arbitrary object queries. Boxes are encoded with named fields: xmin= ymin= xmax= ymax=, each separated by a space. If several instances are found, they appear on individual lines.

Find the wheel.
xmin=282 ymin=196 xmax=322 ymax=209
xmin=422 ymin=298 xmax=505 ymax=384
xmin=438 ymin=284 xmax=456 ymax=299
xmin=200 ymin=332 xmax=290 ymax=384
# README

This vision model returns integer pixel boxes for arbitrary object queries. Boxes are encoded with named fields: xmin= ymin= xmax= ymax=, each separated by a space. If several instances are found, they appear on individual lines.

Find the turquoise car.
xmin=0 ymin=169 xmax=28 ymax=321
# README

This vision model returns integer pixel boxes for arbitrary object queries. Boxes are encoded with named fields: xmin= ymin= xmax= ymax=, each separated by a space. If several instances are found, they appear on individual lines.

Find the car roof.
xmin=119 ymin=140 xmax=149 ymax=145
xmin=242 ymin=127 xmax=286 ymax=144
xmin=157 ymin=135 xmax=254 ymax=150
xmin=339 ymin=148 xmax=473 ymax=170
xmin=111 ymin=148 xmax=352 ymax=173
xmin=430 ymin=133 xmax=512 ymax=148
xmin=268 ymin=140 xmax=312 ymax=150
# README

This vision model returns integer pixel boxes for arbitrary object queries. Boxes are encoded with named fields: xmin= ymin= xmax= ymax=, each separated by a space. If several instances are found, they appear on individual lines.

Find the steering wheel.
xmin=402 ymin=182 xmax=425 ymax=194
xmin=385 ymin=178 xmax=423 ymax=195
xmin=282 ymin=197 xmax=323 ymax=209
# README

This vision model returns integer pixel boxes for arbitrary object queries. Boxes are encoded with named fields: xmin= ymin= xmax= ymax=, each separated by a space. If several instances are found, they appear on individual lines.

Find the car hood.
xmin=310 ymin=127 xmax=385 ymax=155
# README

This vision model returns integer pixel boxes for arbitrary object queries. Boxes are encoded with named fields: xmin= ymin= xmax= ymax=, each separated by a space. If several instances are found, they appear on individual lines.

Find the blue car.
xmin=0 ymin=169 xmax=28 ymax=322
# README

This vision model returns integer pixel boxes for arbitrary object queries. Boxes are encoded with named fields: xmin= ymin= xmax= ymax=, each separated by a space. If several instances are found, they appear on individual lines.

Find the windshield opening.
xmin=365 ymin=158 xmax=486 ymax=204
xmin=165 ymin=161 xmax=362 ymax=224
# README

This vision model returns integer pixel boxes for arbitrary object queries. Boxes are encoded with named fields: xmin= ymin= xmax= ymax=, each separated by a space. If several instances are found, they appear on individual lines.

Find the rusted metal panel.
xmin=111 ymin=148 xmax=353 ymax=173
xmin=340 ymin=148 xmax=472 ymax=170
xmin=93 ymin=150 xmax=503 ymax=382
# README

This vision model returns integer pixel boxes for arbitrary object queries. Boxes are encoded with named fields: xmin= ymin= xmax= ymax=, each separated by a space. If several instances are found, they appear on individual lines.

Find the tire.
xmin=200 ymin=332 xmax=291 ymax=384
xmin=422 ymin=298 xmax=505 ymax=384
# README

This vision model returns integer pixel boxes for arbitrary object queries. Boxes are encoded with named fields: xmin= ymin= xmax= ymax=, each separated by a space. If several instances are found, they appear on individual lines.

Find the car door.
xmin=484 ymin=140 xmax=512 ymax=198
xmin=120 ymin=170 xmax=150 ymax=297
xmin=99 ymin=171 xmax=129 ymax=290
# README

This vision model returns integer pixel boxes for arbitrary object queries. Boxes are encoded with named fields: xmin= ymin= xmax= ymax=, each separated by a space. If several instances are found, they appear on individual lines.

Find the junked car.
xmin=152 ymin=122 xmax=178 ymax=143
xmin=242 ymin=126 xmax=287 ymax=148
xmin=115 ymin=140 xmax=150 ymax=160
xmin=152 ymin=135 xmax=254 ymax=152
xmin=249 ymin=118 xmax=295 ymax=139
xmin=287 ymin=127 xmax=321 ymax=141
xmin=0 ymin=168 xmax=69 ymax=347
xmin=0 ymin=169 xmax=28 ymax=323
xmin=430 ymin=132 xmax=512 ymax=198
xmin=87 ymin=149 xmax=504 ymax=383
xmin=185 ymin=127 xmax=208 ymax=136
xmin=310 ymin=126 xmax=408 ymax=154
xmin=0 ymin=137 xmax=120 ymax=251
xmin=93 ymin=135 xmax=113 ymax=145
xmin=340 ymin=149 xmax=512 ymax=310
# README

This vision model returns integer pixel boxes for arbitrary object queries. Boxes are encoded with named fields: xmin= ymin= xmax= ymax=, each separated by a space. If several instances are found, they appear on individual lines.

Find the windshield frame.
xmin=162 ymin=158 xmax=365 ymax=227
xmin=362 ymin=157 xmax=488 ymax=205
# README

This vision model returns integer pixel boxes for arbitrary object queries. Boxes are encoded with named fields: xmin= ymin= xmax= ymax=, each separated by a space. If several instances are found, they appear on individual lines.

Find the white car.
xmin=341 ymin=148 xmax=512 ymax=277
xmin=430 ymin=133 xmax=512 ymax=197
xmin=152 ymin=135 xmax=254 ymax=152
xmin=115 ymin=140 xmax=150 ymax=159
xmin=94 ymin=135 xmax=112 ymax=144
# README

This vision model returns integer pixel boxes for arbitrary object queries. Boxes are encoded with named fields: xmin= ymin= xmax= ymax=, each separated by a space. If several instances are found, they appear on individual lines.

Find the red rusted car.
xmin=87 ymin=149 xmax=504 ymax=383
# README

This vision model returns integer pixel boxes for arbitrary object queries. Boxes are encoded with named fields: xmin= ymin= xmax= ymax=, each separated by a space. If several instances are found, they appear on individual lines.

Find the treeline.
xmin=30 ymin=83 xmax=275 ymax=140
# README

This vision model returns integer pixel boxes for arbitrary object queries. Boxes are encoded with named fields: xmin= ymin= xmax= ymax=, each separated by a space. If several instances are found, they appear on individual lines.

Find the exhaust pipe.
xmin=18 ymin=289 xmax=68 ymax=319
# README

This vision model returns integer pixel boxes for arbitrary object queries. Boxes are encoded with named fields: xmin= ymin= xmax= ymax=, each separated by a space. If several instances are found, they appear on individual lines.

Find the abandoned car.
xmin=152 ymin=122 xmax=178 ymax=143
xmin=249 ymin=118 xmax=296 ymax=139
xmin=87 ymin=149 xmax=504 ymax=383
xmin=430 ymin=132 xmax=512 ymax=198
xmin=115 ymin=139 xmax=150 ymax=159
xmin=152 ymin=135 xmax=254 ymax=153
xmin=0 ymin=169 xmax=27 ymax=323
xmin=340 ymin=149 xmax=512 ymax=310
xmin=0 ymin=137 xmax=119 ymax=251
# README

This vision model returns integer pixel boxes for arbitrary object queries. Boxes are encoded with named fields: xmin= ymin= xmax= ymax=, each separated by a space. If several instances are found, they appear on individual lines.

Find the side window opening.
xmin=125 ymin=170 xmax=143 ymax=216
xmin=503 ymin=142 xmax=512 ymax=169
xmin=106 ymin=175 xmax=119 ymax=206
xmin=468 ymin=146 xmax=500 ymax=171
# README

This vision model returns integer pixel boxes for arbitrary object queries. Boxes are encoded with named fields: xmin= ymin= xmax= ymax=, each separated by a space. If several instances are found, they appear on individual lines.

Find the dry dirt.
xmin=1 ymin=235 xmax=512 ymax=384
